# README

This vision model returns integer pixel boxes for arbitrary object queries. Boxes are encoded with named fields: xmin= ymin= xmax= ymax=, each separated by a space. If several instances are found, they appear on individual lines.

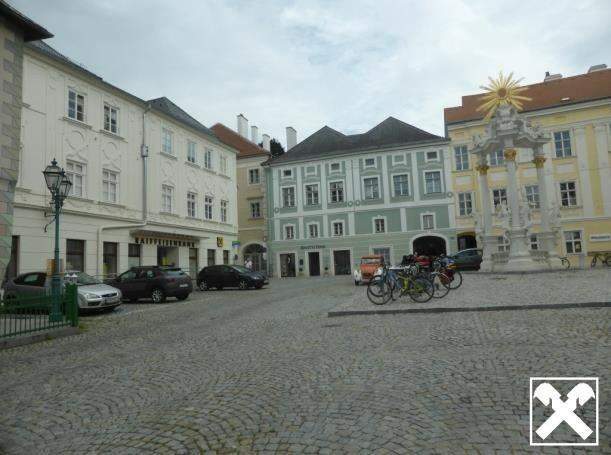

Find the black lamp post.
xmin=43 ymin=158 xmax=72 ymax=322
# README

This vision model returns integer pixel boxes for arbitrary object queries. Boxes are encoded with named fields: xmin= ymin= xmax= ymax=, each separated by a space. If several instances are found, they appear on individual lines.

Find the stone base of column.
xmin=538 ymin=231 xmax=564 ymax=270
xmin=503 ymin=227 xmax=545 ymax=272
xmin=479 ymin=234 xmax=497 ymax=272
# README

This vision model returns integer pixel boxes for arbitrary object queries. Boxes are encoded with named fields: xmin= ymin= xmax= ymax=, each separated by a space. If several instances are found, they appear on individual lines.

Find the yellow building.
xmin=211 ymin=118 xmax=270 ymax=271
xmin=444 ymin=66 xmax=611 ymax=267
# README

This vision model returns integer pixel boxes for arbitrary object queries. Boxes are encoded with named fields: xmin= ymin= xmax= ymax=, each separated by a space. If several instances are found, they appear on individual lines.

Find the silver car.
xmin=2 ymin=271 xmax=122 ymax=313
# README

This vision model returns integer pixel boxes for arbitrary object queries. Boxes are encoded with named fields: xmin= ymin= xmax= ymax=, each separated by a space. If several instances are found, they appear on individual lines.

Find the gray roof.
xmin=0 ymin=0 xmax=52 ymax=41
xmin=148 ymin=97 xmax=217 ymax=140
xmin=265 ymin=117 xmax=448 ymax=165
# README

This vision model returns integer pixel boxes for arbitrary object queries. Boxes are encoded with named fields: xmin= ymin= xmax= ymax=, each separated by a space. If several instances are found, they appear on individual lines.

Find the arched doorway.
xmin=242 ymin=243 xmax=267 ymax=272
xmin=457 ymin=232 xmax=477 ymax=251
xmin=412 ymin=235 xmax=447 ymax=256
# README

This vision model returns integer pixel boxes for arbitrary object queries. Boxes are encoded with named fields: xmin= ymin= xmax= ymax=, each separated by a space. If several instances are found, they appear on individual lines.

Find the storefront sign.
xmin=300 ymin=245 xmax=325 ymax=250
xmin=590 ymin=234 xmax=611 ymax=242
xmin=232 ymin=241 xmax=240 ymax=248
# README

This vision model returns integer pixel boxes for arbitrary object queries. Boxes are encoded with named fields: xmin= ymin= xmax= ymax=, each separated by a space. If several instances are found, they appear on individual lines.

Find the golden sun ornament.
xmin=476 ymin=71 xmax=532 ymax=121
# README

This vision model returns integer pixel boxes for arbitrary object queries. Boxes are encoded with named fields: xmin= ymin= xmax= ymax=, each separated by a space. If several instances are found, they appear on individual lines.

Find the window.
xmin=102 ymin=170 xmax=118 ymax=203
xmin=393 ymin=174 xmax=409 ymax=197
xmin=560 ymin=181 xmax=577 ymax=207
xmin=204 ymin=149 xmax=213 ymax=169
xmin=67 ymin=89 xmax=85 ymax=122
xmin=374 ymin=218 xmax=386 ymax=233
xmin=204 ymin=195 xmax=213 ymax=220
xmin=372 ymin=247 xmax=391 ymax=265
xmin=330 ymin=162 xmax=341 ymax=172
xmin=426 ymin=151 xmax=438 ymax=162
xmin=364 ymin=158 xmax=376 ymax=168
xmin=162 ymin=129 xmax=173 ymax=155
xmin=66 ymin=239 xmax=85 ymax=272
xmin=424 ymin=171 xmax=442 ymax=194
xmin=103 ymin=242 xmax=118 ymax=278
xmin=497 ymin=236 xmax=510 ymax=252
xmin=220 ymin=155 xmax=227 ymax=175
xmin=454 ymin=145 xmax=469 ymax=171
xmin=525 ymin=185 xmax=540 ymax=208
xmin=248 ymin=168 xmax=260 ymax=184
xmin=308 ymin=223 xmax=319 ymax=238
xmin=223 ymin=250 xmax=230 ymax=265
xmin=305 ymin=166 xmax=316 ymax=176
xmin=103 ymin=104 xmax=118 ymax=134
xmin=329 ymin=181 xmax=344 ymax=203
xmin=492 ymin=188 xmax=507 ymax=208
xmin=220 ymin=200 xmax=228 ymax=223
xmin=66 ymin=161 xmax=84 ymax=197
xmin=250 ymin=201 xmax=261 ymax=218
xmin=161 ymin=185 xmax=173 ymax=212
xmin=554 ymin=131 xmax=572 ymax=158
xmin=564 ymin=231 xmax=582 ymax=254
xmin=458 ymin=192 xmax=473 ymax=216
xmin=284 ymin=225 xmax=295 ymax=240
xmin=187 ymin=141 xmax=196 ymax=163
xmin=207 ymin=248 xmax=216 ymax=265
xmin=530 ymin=234 xmax=539 ymax=250
xmin=422 ymin=214 xmax=435 ymax=230
xmin=187 ymin=192 xmax=196 ymax=217
xmin=332 ymin=221 xmax=344 ymax=237
xmin=489 ymin=149 xmax=505 ymax=166
xmin=128 ymin=243 xmax=141 ymax=268
xmin=393 ymin=155 xmax=404 ymax=164
xmin=282 ymin=187 xmax=295 ymax=207
xmin=305 ymin=184 xmax=319 ymax=205
xmin=363 ymin=177 xmax=380 ymax=199
xmin=282 ymin=169 xmax=293 ymax=178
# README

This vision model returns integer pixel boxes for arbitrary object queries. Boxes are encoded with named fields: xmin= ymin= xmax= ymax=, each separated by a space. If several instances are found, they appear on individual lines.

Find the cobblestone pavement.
xmin=0 ymin=277 xmax=609 ymax=454
xmin=334 ymin=268 xmax=611 ymax=313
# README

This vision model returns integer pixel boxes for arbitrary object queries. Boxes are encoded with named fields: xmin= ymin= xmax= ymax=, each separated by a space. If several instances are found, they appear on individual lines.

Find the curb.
xmin=327 ymin=301 xmax=610 ymax=318
xmin=0 ymin=326 xmax=81 ymax=350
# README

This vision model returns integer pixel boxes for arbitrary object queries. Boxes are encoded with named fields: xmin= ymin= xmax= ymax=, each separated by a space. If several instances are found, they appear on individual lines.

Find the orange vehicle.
xmin=353 ymin=255 xmax=384 ymax=285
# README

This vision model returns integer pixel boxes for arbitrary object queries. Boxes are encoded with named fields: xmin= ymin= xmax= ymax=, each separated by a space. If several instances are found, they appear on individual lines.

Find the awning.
xmin=130 ymin=230 xmax=201 ymax=248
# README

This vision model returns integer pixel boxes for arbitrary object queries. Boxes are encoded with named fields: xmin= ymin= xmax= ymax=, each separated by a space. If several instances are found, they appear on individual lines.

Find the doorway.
xmin=308 ymin=252 xmax=320 ymax=276
xmin=333 ymin=250 xmax=351 ymax=275
xmin=6 ymin=235 xmax=19 ymax=279
xmin=457 ymin=233 xmax=477 ymax=251
xmin=412 ymin=236 xmax=447 ymax=256
xmin=279 ymin=253 xmax=296 ymax=277
xmin=103 ymin=242 xmax=118 ymax=278
xmin=243 ymin=243 xmax=267 ymax=272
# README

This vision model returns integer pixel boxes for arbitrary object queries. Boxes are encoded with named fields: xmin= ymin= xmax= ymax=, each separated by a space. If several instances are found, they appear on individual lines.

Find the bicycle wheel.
xmin=448 ymin=269 xmax=463 ymax=290
xmin=431 ymin=272 xmax=451 ymax=299
xmin=367 ymin=277 xmax=392 ymax=305
xmin=407 ymin=277 xmax=434 ymax=303
xmin=605 ymin=254 xmax=611 ymax=267
xmin=561 ymin=257 xmax=570 ymax=269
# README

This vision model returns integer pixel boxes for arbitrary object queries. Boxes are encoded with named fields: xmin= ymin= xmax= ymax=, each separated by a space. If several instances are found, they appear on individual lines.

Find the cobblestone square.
xmin=0 ymin=275 xmax=609 ymax=453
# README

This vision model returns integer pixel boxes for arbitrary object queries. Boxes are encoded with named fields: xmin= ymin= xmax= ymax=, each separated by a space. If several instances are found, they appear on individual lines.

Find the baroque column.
xmin=476 ymin=160 xmax=496 ymax=272
xmin=532 ymin=151 xmax=561 ymax=267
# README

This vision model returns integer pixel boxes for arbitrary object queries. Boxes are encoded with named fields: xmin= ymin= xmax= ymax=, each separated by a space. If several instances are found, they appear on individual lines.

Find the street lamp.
xmin=43 ymin=158 xmax=72 ymax=322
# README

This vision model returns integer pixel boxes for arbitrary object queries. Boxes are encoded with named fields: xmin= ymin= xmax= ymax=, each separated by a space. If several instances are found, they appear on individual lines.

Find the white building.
xmin=11 ymin=40 xmax=238 ymax=279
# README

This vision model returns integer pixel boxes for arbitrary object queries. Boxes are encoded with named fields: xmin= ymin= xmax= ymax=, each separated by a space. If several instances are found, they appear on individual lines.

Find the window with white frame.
xmin=564 ymin=230 xmax=582 ymax=253
xmin=497 ymin=236 xmax=510 ymax=252
xmin=161 ymin=185 xmax=173 ymax=212
xmin=162 ymin=129 xmax=173 ymax=155
xmin=372 ymin=247 xmax=391 ymax=265
xmin=220 ymin=200 xmax=228 ymax=222
xmin=103 ymin=103 xmax=118 ymax=134
xmin=374 ymin=218 xmax=386 ymax=233
xmin=530 ymin=234 xmax=539 ymax=250
xmin=554 ymin=131 xmax=572 ymax=158
xmin=525 ymin=185 xmax=540 ymax=208
xmin=68 ymin=89 xmax=85 ymax=122
xmin=426 ymin=150 xmax=439 ymax=162
xmin=363 ymin=177 xmax=380 ymax=199
xmin=187 ymin=141 xmax=196 ymax=163
xmin=393 ymin=174 xmax=409 ymax=197
xmin=332 ymin=221 xmax=344 ymax=236
xmin=187 ymin=192 xmax=196 ymax=217
xmin=559 ymin=181 xmax=577 ymax=207
xmin=458 ymin=192 xmax=473 ymax=216
xmin=421 ymin=214 xmax=435 ymax=230
xmin=492 ymin=188 xmax=507 ymax=208
xmin=393 ymin=154 xmax=405 ymax=165
xmin=102 ymin=170 xmax=118 ymax=203
xmin=248 ymin=168 xmax=260 ymax=184
xmin=284 ymin=225 xmax=295 ymax=240
xmin=424 ymin=171 xmax=442 ymax=194
xmin=250 ymin=201 xmax=261 ymax=218
xmin=489 ymin=149 xmax=505 ymax=166
xmin=454 ymin=145 xmax=469 ymax=171
xmin=204 ymin=149 xmax=213 ymax=169
xmin=329 ymin=181 xmax=344 ymax=203
xmin=305 ymin=184 xmax=319 ymax=205
xmin=282 ymin=169 xmax=293 ymax=178
xmin=220 ymin=155 xmax=227 ymax=175
xmin=305 ymin=166 xmax=316 ymax=176
xmin=66 ymin=161 xmax=84 ymax=197
xmin=204 ymin=195 xmax=213 ymax=220
xmin=330 ymin=162 xmax=341 ymax=172
xmin=282 ymin=186 xmax=295 ymax=207
xmin=364 ymin=158 xmax=376 ymax=168
xmin=308 ymin=223 xmax=319 ymax=238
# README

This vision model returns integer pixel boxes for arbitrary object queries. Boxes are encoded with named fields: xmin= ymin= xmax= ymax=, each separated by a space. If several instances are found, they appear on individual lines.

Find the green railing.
xmin=0 ymin=284 xmax=79 ymax=339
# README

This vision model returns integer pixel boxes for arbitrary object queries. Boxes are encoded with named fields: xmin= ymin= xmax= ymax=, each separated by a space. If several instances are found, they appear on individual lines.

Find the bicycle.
xmin=590 ymin=252 xmax=611 ymax=268
xmin=391 ymin=265 xmax=434 ymax=303
xmin=559 ymin=256 xmax=570 ymax=269
xmin=431 ymin=255 xmax=462 ymax=290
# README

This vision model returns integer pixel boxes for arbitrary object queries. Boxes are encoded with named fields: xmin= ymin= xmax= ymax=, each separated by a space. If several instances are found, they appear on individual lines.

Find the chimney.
xmin=251 ymin=125 xmax=259 ymax=143
xmin=544 ymin=71 xmax=562 ymax=82
xmin=237 ymin=114 xmax=248 ymax=138
xmin=286 ymin=126 xmax=297 ymax=151
xmin=588 ymin=63 xmax=607 ymax=73
xmin=262 ymin=134 xmax=271 ymax=151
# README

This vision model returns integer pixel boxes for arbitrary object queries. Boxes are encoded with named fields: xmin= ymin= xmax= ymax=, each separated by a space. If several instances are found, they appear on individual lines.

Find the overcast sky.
xmin=12 ymin=0 xmax=611 ymax=147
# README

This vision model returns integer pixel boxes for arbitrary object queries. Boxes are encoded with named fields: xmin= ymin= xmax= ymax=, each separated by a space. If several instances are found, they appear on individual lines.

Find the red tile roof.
xmin=444 ymin=68 xmax=611 ymax=126
xmin=210 ymin=123 xmax=270 ymax=159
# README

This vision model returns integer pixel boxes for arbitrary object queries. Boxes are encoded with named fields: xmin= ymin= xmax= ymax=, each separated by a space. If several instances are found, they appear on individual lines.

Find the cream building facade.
xmin=12 ymin=40 xmax=238 ymax=279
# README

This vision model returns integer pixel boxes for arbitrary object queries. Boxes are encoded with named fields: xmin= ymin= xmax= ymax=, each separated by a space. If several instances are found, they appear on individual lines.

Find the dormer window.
xmin=330 ymin=162 xmax=341 ymax=172
xmin=283 ymin=169 xmax=293 ymax=178
xmin=426 ymin=151 xmax=439 ymax=162
xmin=364 ymin=158 xmax=376 ymax=168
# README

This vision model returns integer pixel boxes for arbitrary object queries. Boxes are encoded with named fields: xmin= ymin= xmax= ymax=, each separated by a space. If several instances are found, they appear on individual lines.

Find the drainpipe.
xmin=96 ymin=103 xmax=151 ymax=278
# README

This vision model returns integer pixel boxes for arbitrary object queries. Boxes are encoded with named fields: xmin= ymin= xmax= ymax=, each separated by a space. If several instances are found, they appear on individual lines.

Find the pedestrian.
xmin=245 ymin=257 xmax=253 ymax=270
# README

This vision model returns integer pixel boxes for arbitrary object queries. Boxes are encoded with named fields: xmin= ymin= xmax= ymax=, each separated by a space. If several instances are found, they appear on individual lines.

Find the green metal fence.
xmin=0 ymin=284 xmax=79 ymax=339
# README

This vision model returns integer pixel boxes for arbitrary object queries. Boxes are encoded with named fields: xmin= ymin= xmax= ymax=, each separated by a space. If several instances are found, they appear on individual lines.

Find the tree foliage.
xmin=259 ymin=138 xmax=285 ymax=157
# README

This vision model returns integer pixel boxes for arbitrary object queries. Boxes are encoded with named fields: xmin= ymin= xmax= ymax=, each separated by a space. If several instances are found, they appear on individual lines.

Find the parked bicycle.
xmin=559 ymin=256 xmax=570 ymax=269
xmin=366 ymin=264 xmax=433 ymax=305
xmin=590 ymin=252 xmax=611 ymax=268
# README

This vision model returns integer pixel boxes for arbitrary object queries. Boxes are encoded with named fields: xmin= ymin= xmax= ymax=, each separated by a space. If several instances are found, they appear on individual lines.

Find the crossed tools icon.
xmin=533 ymin=382 xmax=595 ymax=440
